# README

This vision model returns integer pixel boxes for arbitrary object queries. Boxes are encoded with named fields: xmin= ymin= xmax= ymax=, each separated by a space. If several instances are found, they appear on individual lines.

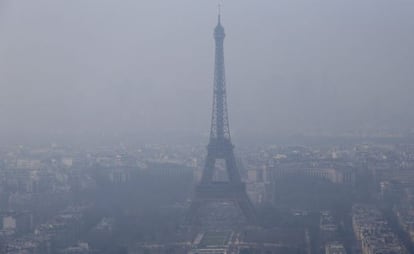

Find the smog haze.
xmin=1 ymin=0 xmax=414 ymax=143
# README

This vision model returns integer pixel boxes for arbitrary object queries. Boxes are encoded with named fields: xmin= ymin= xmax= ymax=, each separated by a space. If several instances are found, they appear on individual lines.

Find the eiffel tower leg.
xmin=237 ymin=197 xmax=256 ymax=224
xmin=201 ymin=154 xmax=215 ymax=183
xmin=225 ymin=152 xmax=241 ymax=182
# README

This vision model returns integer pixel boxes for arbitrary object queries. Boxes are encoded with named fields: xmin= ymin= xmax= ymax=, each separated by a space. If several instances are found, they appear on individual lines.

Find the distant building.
xmin=325 ymin=242 xmax=346 ymax=254
xmin=352 ymin=204 xmax=408 ymax=254
xmin=271 ymin=162 xmax=355 ymax=184
xmin=59 ymin=242 xmax=89 ymax=254
xmin=0 ymin=212 xmax=33 ymax=235
xmin=189 ymin=231 xmax=232 ymax=254
xmin=3 ymin=215 xmax=16 ymax=230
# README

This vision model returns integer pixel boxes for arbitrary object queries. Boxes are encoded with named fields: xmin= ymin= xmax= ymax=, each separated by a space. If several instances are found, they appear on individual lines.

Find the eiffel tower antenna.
xmin=218 ymin=0 xmax=223 ymax=22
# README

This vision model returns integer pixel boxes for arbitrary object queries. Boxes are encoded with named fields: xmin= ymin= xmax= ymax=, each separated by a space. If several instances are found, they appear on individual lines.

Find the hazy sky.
xmin=1 ymin=0 xmax=414 ymax=142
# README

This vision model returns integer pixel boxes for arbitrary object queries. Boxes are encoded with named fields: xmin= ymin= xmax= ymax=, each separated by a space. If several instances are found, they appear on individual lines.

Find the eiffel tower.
xmin=188 ymin=12 xmax=256 ymax=224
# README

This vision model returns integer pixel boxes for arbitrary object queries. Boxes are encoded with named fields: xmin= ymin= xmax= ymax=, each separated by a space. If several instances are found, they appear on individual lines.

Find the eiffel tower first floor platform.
xmin=187 ymin=181 xmax=257 ymax=226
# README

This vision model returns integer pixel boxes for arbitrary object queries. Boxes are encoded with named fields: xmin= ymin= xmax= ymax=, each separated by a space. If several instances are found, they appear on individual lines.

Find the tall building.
xmin=188 ymin=12 xmax=256 ymax=224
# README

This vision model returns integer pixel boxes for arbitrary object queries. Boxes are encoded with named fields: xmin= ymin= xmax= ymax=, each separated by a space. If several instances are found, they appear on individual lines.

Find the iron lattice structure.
xmin=188 ymin=15 xmax=256 ymax=224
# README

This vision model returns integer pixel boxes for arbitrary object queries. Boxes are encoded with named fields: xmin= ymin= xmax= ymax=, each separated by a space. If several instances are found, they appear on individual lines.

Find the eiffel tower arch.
xmin=188 ymin=14 xmax=256 ymax=225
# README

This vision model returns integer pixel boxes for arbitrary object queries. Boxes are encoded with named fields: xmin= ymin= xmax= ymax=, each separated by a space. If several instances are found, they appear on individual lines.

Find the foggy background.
xmin=1 ymin=0 xmax=414 ymax=143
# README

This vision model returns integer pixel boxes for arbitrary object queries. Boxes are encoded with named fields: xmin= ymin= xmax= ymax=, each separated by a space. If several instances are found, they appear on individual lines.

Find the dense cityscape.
xmin=1 ymin=135 xmax=414 ymax=253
